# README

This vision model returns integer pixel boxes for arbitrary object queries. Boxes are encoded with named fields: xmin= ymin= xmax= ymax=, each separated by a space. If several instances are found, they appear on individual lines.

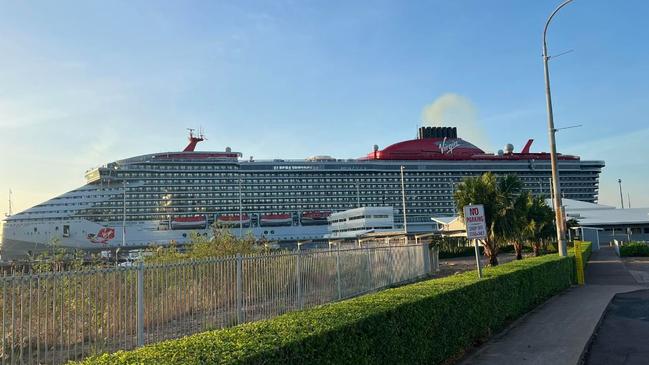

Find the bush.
xmin=77 ymin=252 xmax=579 ymax=365
xmin=438 ymin=245 xmax=530 ymax=259
xmin=619 ymin=242 xmax=649 ymax=257
xmin=439 ymin=246 xmax=482 ymax=258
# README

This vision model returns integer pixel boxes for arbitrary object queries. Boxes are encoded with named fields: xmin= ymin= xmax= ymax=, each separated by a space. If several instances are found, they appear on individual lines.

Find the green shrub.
xmin=619 ymin=242 xmax=649 ymax=257
xmin=77 ymin=252 xmax=578 ymax=365
xmin=438 ymin=245 xmax=532 ymax=259
xmin=439 ymin=246 xmax=482 ymax=258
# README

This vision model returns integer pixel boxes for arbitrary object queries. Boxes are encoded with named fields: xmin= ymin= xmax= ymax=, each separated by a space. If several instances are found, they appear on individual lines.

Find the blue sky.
xmin=1 ymin=0 xmax=648 ymax=214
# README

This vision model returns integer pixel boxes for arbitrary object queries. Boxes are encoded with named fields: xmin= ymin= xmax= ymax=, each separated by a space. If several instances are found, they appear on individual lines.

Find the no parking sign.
xmin=463 ymin=204 xmax=486 ymax=278
xmin=463 ymin=205 xmax=487 ymax=240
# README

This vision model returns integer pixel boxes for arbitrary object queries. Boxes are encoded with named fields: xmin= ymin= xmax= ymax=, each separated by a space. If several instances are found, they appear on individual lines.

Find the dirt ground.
xmin=432 ymin=252 xmax=526 ymax=278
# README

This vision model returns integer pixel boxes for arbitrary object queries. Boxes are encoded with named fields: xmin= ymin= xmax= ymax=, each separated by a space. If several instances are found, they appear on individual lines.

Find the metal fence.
xmin=0 ymin=244 xmax=432 ymax=364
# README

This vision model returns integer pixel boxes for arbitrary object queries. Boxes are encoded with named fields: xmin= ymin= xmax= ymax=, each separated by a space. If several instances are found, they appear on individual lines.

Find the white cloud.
xmin=421 ymin=93 xmax=492 ymax=151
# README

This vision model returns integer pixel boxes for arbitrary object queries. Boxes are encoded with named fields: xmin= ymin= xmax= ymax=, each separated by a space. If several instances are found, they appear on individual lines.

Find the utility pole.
xmin=543 ymin=0 xmax=574 ymax=257
xmin=628 ymin=192 xmax=631 ymax=209
xmin=356 ymin=179 xmax=361 ymax=208
xmin=618 ymin=179 xmax=624 ymax=209
xmin=6 ymin=189 xmax=12 ymax=217
xmin=122 ymin=180 xmax=127 ymax=247
xmin=400 ymin=166 xmax=408 ymax=234
xmin=239 ymin=175 xmax=243 ymax=237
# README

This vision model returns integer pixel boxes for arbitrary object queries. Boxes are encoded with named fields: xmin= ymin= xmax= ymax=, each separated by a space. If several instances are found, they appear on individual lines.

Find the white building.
xmin=553 ymin=199 xmax=649 ymax=245
xmin=326 ymin=207 xmax=395 ymax=239
xmin=429 ymin=199 xmax=649 ymax=248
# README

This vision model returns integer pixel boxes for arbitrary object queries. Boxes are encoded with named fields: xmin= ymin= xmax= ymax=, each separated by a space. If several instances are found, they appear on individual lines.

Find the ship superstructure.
xmin=1 ymin=127 xmax=604 ymax=259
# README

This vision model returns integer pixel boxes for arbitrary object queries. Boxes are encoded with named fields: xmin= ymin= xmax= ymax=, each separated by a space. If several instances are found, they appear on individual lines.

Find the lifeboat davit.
xmin=171 ymin=216 xmax=208 ymax=230
xmin=216 ymin=214 xmax=251 ymax=227
xmin=301 ymin=211 xmax=331 ymax=226
xmin=259 ymin=213 xmax=293 ymax=227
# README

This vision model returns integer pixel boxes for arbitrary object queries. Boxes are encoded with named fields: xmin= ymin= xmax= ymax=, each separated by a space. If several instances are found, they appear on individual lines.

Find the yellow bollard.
xmin=574 ymin=241 xmax=585 ymax=285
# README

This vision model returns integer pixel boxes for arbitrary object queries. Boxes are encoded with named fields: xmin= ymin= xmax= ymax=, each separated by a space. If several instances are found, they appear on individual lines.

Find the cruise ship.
xmin=1 ymin=127 xmax=604 ymax=260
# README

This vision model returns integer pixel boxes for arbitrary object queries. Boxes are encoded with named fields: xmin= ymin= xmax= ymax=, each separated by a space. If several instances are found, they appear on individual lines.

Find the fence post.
xmin=136 ymin=262 xmax=145 ymax=347
xmin=366 ymin=246 xmax=373 ymax=289
xmin=296 ymin=251 xmax=303 ymax=309
xmin=236 ymin=253 xmax=244 ymax=324
xmin=336 ymin=245 xmax=342 ymax=300
xmin=387 ymin=244 xmax=395 ymax=284
xmin=406 ymin=245 xmax=413 ymax=279
xmin=422 ymin=243 xmax=431 ymax=275
xmin=432 ymin=246 xmax=440 ymax=272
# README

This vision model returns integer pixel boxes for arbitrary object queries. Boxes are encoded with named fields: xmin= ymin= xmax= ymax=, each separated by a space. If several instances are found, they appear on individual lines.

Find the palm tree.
xmin=519 ymin=194 xmax=554 ymax=256
xmin=497 ymin=176 xmax=526 ymax=260
xmin=511 ymin=191 xmax=532 ymax=260
xmin=454 ymin=172 xmax=522 ymax=266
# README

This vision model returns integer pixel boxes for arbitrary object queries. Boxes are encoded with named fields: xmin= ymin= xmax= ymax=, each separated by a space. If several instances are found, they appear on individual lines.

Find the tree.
xmin=511 ymin=191 xmax=531 ymax=260
xmin=518 ymin=194 xmax=555 ymax=257
xmin=566 ymin=218 xmax=579 ymax=241
xmin=539 ymin=215 xmax=557 ymax=254
xmin=454 ymin=172 xmax=522 ymax=266
xmin=145 ymin=223 xmax=259 ymax=263
xmin=496 ymin=176 xmax=526 ymax=260
xmin=188 ymin=226 xmax=258 ymax=258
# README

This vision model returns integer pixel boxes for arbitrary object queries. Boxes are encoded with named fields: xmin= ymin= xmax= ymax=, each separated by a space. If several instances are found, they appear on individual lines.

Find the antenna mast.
xmin=6 ymin=189 xmax=13 ymax=217
xmin=183 ymin=128 xmax=207 ymax=152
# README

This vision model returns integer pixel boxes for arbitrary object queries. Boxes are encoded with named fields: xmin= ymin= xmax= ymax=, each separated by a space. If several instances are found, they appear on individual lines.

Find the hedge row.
xmin=77 ymin=248 xmax=588 ymax=365
xmin=619 ymin=242 xmax=649 ymax=257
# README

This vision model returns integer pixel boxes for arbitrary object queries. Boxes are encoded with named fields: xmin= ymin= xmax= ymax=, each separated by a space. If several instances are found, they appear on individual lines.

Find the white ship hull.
xmin=0 ymin=218 xmax=331 ymax=260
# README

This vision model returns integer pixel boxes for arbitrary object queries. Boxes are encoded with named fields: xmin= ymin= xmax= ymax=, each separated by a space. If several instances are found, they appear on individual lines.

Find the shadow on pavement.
xmin=584 ymin=289 xmax=649 ymax=365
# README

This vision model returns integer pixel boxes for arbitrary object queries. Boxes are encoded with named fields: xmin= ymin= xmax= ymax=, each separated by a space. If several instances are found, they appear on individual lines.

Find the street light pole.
xmin=239 ymin=176 xmax=243 ymax=237
xmin=543 ymin=0 xmax=574 ymax=257
xmin=400 ymin=166 xmax=408 ymax=234
xmin=122 ymin=180 xmax=127 ymax=247
xmin=618 ymin=179 xmax=624 ymax=209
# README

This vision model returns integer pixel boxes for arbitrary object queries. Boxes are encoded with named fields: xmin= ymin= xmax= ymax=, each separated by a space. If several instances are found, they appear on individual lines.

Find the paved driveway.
xmin=584 ymin=254 xmax=649 ymax=365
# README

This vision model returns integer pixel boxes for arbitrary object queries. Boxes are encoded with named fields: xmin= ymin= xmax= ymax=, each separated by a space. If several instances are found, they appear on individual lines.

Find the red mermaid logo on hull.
xmin=87 ymin=228 xmax=116 ymax=244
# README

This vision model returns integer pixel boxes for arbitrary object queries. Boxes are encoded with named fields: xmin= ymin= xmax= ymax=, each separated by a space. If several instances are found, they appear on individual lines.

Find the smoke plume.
xmin=421 ymin=93 xmax=491 ymax=150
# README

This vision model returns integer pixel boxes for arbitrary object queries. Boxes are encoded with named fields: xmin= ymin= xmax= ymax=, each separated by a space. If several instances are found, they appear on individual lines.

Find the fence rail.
xmin=0 ymin=244 xmax=432 ymax=364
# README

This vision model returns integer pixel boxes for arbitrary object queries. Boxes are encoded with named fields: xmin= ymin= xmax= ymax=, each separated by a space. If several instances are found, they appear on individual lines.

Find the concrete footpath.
xmin=458 ymin=247 xmax=643 ymax=365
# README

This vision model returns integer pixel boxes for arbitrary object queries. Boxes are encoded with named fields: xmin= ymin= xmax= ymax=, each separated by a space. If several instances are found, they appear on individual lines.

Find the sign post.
xmin=463 ymin=204 xmax=487 ymax=278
